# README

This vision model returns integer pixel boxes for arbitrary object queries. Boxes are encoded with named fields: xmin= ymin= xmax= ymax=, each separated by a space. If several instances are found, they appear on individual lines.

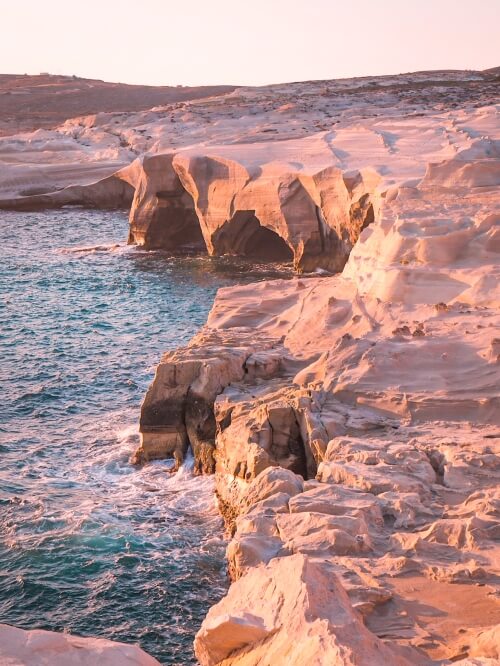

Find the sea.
xmin=0 ymin=209 xmax=291 ymax=664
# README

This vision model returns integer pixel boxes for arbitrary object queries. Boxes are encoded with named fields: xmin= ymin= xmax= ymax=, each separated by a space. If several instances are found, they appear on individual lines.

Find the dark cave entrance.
xmin=144 ymin=190 xmax=207 ymax=253
xmin=212 ymin=210 xmax=293 ymax=262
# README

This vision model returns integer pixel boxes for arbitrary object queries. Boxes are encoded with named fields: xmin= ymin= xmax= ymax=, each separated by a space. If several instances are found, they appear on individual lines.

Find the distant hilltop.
xmin=1 ymin=68 xmax=498 ymax=137
xmin=0 ymin=74 xmax=236 ymax=136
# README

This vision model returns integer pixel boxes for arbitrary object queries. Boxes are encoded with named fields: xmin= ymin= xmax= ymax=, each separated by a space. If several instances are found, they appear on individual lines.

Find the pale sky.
xmin=1 ymin=0 xmax=499 ymax=86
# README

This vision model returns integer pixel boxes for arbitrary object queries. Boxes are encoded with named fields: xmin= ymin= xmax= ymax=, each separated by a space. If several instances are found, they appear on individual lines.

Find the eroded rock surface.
xmin=135 ymin=330 xmax=280 ymax=474
xmin=194 ymin=554 xmax=418 ymax=666
xmin=2 ymin=69 xmax=498 ymax=272
xmin=189 ymin=136 xmax=500 ymax=664
xmin=0 ymin=623 xmax=160 ymax=665
xmin=131 ymin=153 xmax=378 ymax=272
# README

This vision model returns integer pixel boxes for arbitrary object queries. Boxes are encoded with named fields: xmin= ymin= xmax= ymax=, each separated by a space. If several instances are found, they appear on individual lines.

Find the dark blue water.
xmin=0 ymin=209 xmax=291 ymax=664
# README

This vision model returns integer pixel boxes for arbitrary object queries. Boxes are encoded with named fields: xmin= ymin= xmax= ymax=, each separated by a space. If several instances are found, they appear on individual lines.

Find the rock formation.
xmin=0 ymin=172 xmax=134 ymax=211
xmin=2 ymin=68 xmax=498 ymax=272
xmin=0 ymin=624 xmax=161 ymax=665
xmin=195 ymin=554 xmax=416 ymax=666
xmin=138 ymin=136 xmax=500 ymax=664
xmin=126 ymin=154 xmax=205 ymax=251
xmin=126 ymin=151 xmax=378 ymax=272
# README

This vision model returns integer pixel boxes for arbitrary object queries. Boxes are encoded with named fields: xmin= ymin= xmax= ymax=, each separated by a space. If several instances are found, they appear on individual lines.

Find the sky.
xmin=1 ymin=0 xmax=499 ymax=87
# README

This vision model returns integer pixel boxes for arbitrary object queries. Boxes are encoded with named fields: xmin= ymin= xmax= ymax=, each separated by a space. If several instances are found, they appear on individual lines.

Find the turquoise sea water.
xmin=0 ymin=210 xmax=290 ymax=664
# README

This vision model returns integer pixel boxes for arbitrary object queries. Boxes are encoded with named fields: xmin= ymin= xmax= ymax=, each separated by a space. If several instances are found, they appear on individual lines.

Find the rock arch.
xmin=211 ymin=211 xmax=294 ymax=262
xmin=137 ymin=188 xmax=206 ymax=252
xmin=127 ymin=154 xmax=379 ymax=270
xmin=128 ymin=154 xmax=206 ymax=253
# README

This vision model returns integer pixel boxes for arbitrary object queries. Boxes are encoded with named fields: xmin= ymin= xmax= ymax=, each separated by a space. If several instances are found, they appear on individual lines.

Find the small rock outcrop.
xmin=0 ymin=624 xmax=160 ymax=665
xmin=194 ymin=554 xmax=416 ymax=666
xmin=135 ymin=330 xmax=279 ymax=474
xmin=0 ymin=173 xmax=134 ymax=211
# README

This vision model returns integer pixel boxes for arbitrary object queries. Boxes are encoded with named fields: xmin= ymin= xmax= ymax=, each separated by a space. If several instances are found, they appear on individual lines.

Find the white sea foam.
xmin=57 ymin=242 xmax=127 ymax=255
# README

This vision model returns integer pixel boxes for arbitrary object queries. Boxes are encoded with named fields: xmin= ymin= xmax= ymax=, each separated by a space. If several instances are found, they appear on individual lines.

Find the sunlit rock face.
xmin=135 ymin=330 xmax=278 ymax=475
xmin=3 ymin=68 xmax=497 ymax=272
xmin=135 ymin=136 xmax=500 ymax=478
xmin=127 ymin=151 xmax=377 ymax=272
xmin=194 ymin=553 xmax=415 ymax=666
xmin=124 ymin=77 xmax=499 ymax=663
xmin=139 ymin=133 xmax=500 ymax=665
xmin=0 ymin=624 xmax=161 ymax=666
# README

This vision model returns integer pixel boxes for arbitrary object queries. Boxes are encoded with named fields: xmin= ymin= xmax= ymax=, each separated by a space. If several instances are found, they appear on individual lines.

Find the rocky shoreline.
xmin=132 ymin=131 xmax=499 ymax=664
xmin=1 ymin=70 xmax=498 ymax=664
xmin=143 ymin=183 xmax=499 ymax=663
xmin=0 ymin=624 xmax=161 ymax=665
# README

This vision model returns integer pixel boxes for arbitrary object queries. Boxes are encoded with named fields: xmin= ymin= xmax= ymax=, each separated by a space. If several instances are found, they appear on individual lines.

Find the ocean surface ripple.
xmin=0 ymin=210 xmax=291 ymax=664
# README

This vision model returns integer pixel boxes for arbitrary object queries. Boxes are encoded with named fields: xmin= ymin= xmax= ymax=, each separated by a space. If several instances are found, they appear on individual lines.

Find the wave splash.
xmin=57 ymin=242 xmax=129 ymax=255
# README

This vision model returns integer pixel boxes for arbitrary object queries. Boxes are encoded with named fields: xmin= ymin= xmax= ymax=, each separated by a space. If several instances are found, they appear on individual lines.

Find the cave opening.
xmin=142 ymin=190 xmax=207 ymax=253
xmin=212 ymin=210 xmax=293 ymax=263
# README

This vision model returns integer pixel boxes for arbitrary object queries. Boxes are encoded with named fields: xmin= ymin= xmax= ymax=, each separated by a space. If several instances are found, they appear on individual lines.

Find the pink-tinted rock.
xmin=0 ymin=624 xmax=160 ymax=666
xmin=194 ymin=554 xmax=416 ymax=666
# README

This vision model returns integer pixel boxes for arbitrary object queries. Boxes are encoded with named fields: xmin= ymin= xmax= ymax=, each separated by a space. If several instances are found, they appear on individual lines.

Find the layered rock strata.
xmin=138 ymin=138 xmax=500 ymax=665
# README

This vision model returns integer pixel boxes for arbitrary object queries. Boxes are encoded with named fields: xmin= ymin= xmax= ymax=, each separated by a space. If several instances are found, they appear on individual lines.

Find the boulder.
xmin=0 ymin=624 xmax=160 ymax=666
xmin=288 ymin=483 xmax=384 ymax=526
xmin=242 ymin=467 xmax=303 ymax=512
xmin=194 ymin=554 xmax=415 ymax=666
xmin=276 ymin=511 xmax=373 ymax=556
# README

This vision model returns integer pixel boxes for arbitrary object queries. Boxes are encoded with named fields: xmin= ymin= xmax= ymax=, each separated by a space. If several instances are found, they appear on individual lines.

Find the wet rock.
xmin=135 ymin=330 xmax=275 ymax=472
